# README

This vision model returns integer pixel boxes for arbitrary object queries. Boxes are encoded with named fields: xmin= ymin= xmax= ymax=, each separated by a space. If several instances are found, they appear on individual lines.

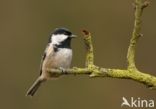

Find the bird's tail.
xmin=26 ymin=77 xmax=45 ymax=96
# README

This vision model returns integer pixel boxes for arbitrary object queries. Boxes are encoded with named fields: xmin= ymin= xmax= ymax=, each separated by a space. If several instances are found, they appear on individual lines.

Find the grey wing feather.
xmin=39 ymin=43 xmax=50 ymax=75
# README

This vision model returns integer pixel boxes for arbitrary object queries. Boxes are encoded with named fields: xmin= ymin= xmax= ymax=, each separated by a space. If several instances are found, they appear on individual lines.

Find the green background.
xmin=0 ymin=0 xmax=156 ymax=109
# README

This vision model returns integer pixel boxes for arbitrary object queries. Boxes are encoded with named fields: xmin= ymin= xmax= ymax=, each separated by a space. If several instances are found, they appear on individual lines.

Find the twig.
xmin=127 ymin=0 xmax=144 ymax=70
xmin=82 ymin=30 xmax=94 ymax=68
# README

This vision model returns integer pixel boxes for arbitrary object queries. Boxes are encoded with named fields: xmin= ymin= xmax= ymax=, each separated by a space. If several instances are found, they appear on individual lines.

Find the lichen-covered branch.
xmin=127 ymin=0 xmax=149 ymax=69
xmin=47 ymin=67 xmax=156 ymax=87
xmin=82 ymin=30 xmax=94 ymax=68
xmin=47 ymin=0 xmax=156 ymax=88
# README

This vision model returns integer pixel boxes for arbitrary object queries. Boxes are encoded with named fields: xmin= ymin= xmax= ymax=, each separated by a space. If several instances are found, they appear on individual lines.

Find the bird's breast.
xmin=54 ymin=48 xmax=73 ymax=68
xmin=43 ymin=47 xmax=72 ymax=70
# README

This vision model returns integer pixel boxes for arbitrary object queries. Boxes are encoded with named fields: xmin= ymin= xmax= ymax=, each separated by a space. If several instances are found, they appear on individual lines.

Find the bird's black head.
xmin=49 ymin=28 xmax=76 ymax=49
xmin=53 ymin=28 xmax=72 ymax=36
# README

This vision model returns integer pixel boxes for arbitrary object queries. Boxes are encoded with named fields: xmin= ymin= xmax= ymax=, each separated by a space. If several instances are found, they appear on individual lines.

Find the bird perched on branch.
xmin=26 ymin=28 xmax=76 ymax=96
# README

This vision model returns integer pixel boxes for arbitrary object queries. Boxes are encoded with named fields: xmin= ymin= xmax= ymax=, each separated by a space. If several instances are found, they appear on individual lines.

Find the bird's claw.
xmin=59 ymin=67 xmax=66 ymax=73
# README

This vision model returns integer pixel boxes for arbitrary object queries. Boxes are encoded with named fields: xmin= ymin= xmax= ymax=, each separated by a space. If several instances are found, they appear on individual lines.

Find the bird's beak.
xmin=71 ymin=34 xmax=77 ymax=38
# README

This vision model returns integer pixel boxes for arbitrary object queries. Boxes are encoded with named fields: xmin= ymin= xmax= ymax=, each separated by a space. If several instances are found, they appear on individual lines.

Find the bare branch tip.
xmin=82 ymin=29 xmax=90 ymax=36
xmin=132 ymin=3 xmax=136 ymax=10
xmin=142 ymin=0 xmax=150 ymax=9
xmin=139 ymin=33 xmax=143 ymax=37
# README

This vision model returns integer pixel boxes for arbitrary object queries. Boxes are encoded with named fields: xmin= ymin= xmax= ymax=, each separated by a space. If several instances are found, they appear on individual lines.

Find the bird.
xmin=26 ymin=28 xmax=76 ymax=96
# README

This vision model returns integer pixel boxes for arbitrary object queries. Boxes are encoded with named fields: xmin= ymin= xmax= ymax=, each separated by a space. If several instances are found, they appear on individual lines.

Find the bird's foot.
xmin=59 ymin=67 xmax=66 ymax=73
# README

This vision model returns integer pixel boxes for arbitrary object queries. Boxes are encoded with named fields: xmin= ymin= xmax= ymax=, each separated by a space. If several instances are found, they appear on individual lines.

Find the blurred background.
xmin=0 ymin=0 xmax=156 ymax=109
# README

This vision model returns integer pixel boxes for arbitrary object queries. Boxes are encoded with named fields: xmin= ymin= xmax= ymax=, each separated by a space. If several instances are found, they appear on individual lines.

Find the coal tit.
xmin=26 ymin=28 xmax=76 ymax=96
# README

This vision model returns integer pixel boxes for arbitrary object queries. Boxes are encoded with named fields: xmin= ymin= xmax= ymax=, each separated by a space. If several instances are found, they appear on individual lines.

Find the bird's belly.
xmin=46 ymin=48 xmax=72 ymax=69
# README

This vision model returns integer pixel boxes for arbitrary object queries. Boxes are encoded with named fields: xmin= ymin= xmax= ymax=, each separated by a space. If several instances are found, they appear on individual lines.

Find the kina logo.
xmin=121 ymin=97 xmax=154 ymax=108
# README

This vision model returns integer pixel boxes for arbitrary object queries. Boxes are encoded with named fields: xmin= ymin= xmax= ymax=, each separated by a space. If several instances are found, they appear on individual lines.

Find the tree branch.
xmin=47 ymin=68 xmax=156 ymax=87
xmin=82 ymin=30 xmax=94 ymax=68
xmin=127 ymin=0 xmax=149 ymax=70
xmin=47 ymin=0 xmax=156 ymax=88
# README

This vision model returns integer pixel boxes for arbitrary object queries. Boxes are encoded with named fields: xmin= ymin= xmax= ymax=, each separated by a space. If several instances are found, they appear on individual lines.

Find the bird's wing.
xmin=39 ymin=43 xmax=52 ymax=75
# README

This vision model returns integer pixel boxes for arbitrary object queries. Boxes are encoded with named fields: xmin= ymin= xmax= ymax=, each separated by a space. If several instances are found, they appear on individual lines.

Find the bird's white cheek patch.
xmin=51 ymin=34 xmax=68 ymax=45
